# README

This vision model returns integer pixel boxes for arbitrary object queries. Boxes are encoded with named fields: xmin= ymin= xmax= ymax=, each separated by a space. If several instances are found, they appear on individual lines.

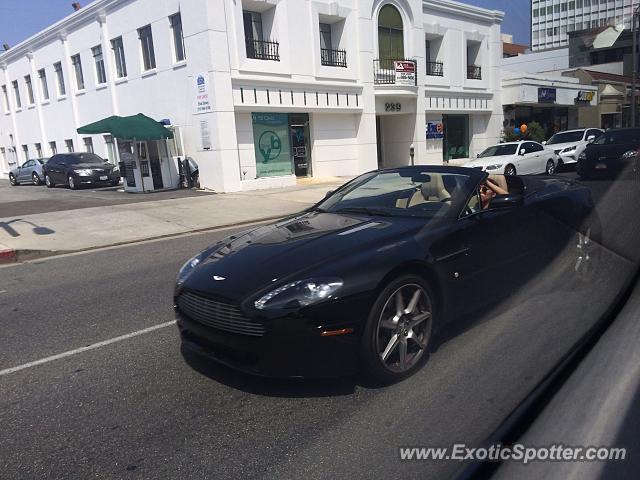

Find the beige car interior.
xmin=395 ymin=174 xmax=452 ymax=209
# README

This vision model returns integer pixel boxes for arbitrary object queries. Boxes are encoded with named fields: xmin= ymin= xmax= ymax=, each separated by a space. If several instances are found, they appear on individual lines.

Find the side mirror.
xmin=324 ymin=190 xmax=334 ymax=199
xmin=476 ymin=153 xmax=480 ymax=158
xmin=587 ymin=135 xmax=595 ymax=143
xmin=489 ymin=194 xmax=523 ymax=210
xmin=542 ymin=141 xmax=547 ymax=145
xmin=519 ymin=150 xmax=526 ymax=156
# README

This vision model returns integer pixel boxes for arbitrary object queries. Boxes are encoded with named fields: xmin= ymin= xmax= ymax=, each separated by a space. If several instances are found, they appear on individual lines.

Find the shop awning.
xmin=77 ymin=113 xmax=174 ymax=140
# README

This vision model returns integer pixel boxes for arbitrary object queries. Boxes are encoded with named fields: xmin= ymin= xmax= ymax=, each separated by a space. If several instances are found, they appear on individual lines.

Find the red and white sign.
xmin=394 ymin=61 xmax=416 ymax=86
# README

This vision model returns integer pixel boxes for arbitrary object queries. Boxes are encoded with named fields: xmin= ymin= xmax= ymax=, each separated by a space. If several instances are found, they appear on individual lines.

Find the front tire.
xmin=68 ymin=175 xmax=78 ymax=190
xmin=545 ymin=159 xmax=556 ymax=175
xmin=361 ymin=275 xmax=435 ymax=383
xmin=45 ymin=174 xmax=54 ymax=188
xmin=9 ymin=174 xmax=19 ymax=186
xmin=32 ymin=172 xmax=42 ymax=185
xmin=504 ymin=164 xmax=516 ymax=176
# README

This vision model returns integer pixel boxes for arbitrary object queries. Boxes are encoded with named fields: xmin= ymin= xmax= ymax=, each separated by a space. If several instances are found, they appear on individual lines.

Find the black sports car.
xmin=576 ymin=127 xmax=640 ymax=179
xmin=43 ymin=152 xmax=121 ymax=189
xmin=175 ymin=166 xmax=596 ymax=382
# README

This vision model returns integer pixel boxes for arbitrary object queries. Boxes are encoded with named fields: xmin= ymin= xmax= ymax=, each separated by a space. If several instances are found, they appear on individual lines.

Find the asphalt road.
xmin=0 ymin=172 xmax=639 ymax=479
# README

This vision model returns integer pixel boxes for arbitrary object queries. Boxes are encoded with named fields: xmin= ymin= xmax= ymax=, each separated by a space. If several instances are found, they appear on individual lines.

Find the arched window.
xmin=378 ymin=4 xmax=404 ymax=60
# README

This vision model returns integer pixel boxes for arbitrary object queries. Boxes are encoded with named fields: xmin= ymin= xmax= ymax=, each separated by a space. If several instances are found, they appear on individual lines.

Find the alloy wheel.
xmin=504 ymin=165 xmax=516 ymax=176
xmin=68 ymin=176 xmax=75 ymax=190
xmin=9 ymin=174 xmax=17 ymax=186
xmin=375 ymin=283 xmax=433 ymax=373
xmin=32 ymin=173 xmax=40 ymax=185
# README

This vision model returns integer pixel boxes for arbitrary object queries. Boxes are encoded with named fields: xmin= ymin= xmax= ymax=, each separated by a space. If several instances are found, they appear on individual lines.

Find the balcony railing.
xmin=321 ymin=48 xmax=347 ymax=67
xmin=373 ymin=59 xmax=418 ymax=85
xmin=426 ymin=61 xmax=444 ymax=77
xmin=467 ymin=65 xmax=482 ymax=80
xmin=246 ymin=39 xmax=280 ymax=61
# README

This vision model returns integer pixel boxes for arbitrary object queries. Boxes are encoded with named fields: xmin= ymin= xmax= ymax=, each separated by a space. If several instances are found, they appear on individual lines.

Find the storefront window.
xmin=252 ymin=113 xmax=293 ymax=177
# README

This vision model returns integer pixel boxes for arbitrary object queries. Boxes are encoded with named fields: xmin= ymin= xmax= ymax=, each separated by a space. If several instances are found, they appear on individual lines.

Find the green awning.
xmin=77 ymin=113 xmax=174 ymax=140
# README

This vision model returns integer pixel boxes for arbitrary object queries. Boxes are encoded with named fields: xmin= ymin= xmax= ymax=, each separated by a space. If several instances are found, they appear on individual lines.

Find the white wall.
xmin=311 ymin=113 xmax=359 ymax=177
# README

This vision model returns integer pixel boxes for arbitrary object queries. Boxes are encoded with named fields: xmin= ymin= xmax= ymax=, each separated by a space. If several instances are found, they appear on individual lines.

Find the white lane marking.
xmin=0 ymin=320 xmax=176 ymax=377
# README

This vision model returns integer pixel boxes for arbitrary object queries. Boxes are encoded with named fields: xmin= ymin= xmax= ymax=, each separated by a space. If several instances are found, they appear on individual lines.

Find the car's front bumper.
xmin=557 ymin=152 xmax=578 ymax=164
xmin=75 ymin=173 xmax=120 ymax=185
xmin=175 ymin=293 xmax=372 ymax=378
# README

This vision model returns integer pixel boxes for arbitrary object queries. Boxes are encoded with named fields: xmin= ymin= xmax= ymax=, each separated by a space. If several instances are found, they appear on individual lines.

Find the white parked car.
xmin=544 ymin=128 xmax=604 ymax=165
xmin=463 ymin=141 xmax=558 ymax=176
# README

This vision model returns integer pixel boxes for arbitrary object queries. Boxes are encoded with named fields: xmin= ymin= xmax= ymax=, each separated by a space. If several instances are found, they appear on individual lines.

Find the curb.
xmin=0 ymin=248 xmax=17 ymax=264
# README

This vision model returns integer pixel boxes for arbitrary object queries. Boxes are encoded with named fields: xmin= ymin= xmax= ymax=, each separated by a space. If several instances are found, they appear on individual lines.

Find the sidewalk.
xmin=0 ymin=178 xmax=349 ymax=261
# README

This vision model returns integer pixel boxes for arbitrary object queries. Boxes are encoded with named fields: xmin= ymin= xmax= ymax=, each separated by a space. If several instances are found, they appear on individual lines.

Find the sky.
xmin=0 ymin=0 xmax=531 ymax=48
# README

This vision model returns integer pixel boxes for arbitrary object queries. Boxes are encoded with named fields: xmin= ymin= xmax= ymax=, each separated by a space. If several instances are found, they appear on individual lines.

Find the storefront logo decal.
xmin=258 ymin=131 xmax=282 ymax=163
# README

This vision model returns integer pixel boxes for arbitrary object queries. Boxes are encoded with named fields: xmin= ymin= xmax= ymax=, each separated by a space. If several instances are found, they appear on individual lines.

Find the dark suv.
xmin=43 ymin=152 xmax=120 ymax=189
xmin=576 ymin=128 xmax=640 ymax=179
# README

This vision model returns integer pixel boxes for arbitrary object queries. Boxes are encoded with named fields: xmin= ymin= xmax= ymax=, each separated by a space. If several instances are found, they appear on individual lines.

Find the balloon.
xmin=514 ymin=127 xmax=520 ymax=133
xmin=520 ymin=124 xmax=528 ymax=133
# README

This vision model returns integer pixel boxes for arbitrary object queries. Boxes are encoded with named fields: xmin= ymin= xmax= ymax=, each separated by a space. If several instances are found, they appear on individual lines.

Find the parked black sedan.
xmin=175 ymin=166 xmax=597 ymax=382
xmin=576 ymin=127 xmax=640 ymax=179
xmin=43 ymin=152 xmax=120 ymax=189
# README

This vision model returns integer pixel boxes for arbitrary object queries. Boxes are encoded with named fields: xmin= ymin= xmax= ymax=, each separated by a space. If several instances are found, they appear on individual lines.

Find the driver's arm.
xmin=486 ymin=178 xmax=508 ymax=196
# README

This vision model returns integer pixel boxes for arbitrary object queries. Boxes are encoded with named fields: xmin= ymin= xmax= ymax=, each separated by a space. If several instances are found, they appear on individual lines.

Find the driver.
xmin=479 ymin=177 xmax=509 ymax=210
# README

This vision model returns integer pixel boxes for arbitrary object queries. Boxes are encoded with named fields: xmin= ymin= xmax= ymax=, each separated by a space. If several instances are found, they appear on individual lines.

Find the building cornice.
xmin=0 ymin=0 xmax=131 ymax=64
xmin=423 ymin=0 xmax=504 ymax=24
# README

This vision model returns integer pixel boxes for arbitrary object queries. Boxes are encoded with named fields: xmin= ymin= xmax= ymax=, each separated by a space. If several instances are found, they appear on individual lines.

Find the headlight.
xmin=484 ymin=164 xmax=503 ymax=170
xmin=176 ymin=252 xmax=204 ymax=285
xmin=75 ymin=169 xmax=93 ymax=176
xmin=622 ymin=150 xmax=638 ymax=159
xmin=561 ymin=145 xmax=577 ymax=153
xmin=254 ymin=277 xmax=343 ymax=310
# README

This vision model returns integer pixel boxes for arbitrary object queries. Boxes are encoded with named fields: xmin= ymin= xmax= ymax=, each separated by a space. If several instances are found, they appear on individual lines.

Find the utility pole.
xmin=633 ymin=6 xmax=639 ymax=127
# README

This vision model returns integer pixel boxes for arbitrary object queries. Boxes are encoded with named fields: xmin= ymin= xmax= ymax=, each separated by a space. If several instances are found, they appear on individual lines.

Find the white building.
xmin=531 ymin=0 xmax=639 ymax=51
xmin=0 ymin=0 xmax=504 ymax=192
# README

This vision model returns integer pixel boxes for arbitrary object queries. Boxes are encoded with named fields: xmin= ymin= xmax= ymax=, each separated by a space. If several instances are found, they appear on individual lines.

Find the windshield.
xmin=478 ymin=144 xmax=518 ymax=157
xmin=593 ymin=129 xmax=640 ymax=145
xmin=547 ymin=131 xmax=584 ymax=144
xmin=317 ymin=169 xmax=472 ymax=218
xmin=67 ymin=153 xmax=106 ymax=165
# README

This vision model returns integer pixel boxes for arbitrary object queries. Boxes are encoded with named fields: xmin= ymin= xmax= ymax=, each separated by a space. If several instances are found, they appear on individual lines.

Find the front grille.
xmin=178 ymin=291 xmax=264 ymax=337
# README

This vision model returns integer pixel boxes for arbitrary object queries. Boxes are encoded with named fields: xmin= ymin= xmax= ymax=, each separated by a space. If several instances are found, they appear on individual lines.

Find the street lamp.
xmin=632 ymin=5 xmax=640 ymax=128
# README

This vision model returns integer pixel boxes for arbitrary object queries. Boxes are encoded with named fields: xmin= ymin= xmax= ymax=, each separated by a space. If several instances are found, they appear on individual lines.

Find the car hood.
xmin=181 ymin=211 xmax=427 ymax=300
xmin=547 ymin=141 xmax=581 ymax=151
xmin=463 ymin=155 xmax=513 ymax=168
xmin=583 ymin=142 xmax=640 ymax=161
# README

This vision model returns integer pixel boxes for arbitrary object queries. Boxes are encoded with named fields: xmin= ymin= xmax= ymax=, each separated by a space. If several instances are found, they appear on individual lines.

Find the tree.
xmin=502 ymin=121 xmax=546 ymax=143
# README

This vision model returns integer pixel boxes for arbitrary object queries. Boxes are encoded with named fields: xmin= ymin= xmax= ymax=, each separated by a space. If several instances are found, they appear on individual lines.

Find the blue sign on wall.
xmin=538 ymin=88 xmax=556 ymax=103
xmin=426 ymin=122 xmax=444 ymax=139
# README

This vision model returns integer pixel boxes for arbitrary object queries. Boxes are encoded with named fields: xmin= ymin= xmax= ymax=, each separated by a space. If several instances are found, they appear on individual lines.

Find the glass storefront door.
xmin=290 ymin=113 xmax=312 ymax=177
xmin=443 ymin=114 xmax=469 ymax=162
